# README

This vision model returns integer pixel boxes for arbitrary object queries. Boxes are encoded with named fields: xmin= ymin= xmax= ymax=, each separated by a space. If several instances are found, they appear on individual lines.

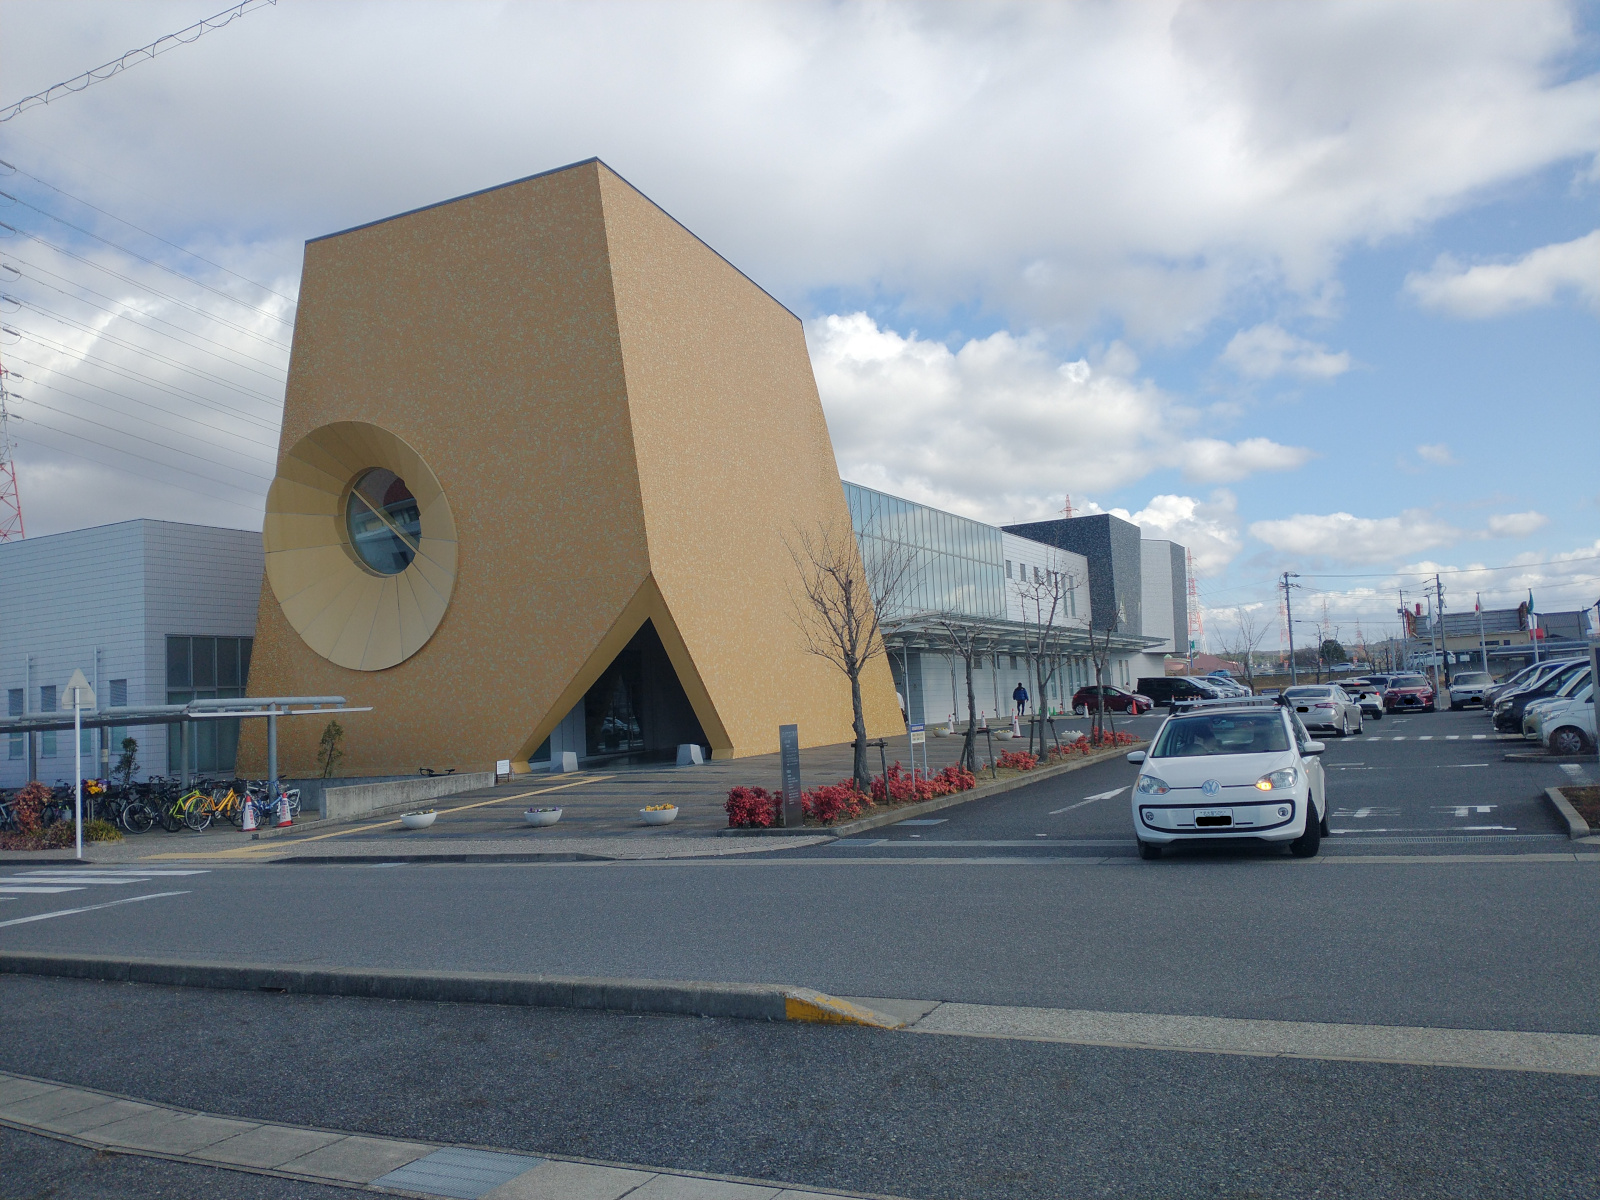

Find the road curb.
xmin=1506 ymin=752 xmax=1593 ymax=764
xmin=1544 ymin=787 xmax=1593 ymax=840
xmin=0 ymin=952 xmax=906 ymax=1028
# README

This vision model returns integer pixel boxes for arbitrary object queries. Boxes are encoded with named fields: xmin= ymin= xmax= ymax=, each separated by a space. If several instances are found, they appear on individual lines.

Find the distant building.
xmin=0 ymin=520 xmax=261 ymax=785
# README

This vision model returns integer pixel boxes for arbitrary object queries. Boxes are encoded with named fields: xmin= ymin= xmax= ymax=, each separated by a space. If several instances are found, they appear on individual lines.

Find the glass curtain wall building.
xmin=844 ymin=482 xmax=1164 ymax=727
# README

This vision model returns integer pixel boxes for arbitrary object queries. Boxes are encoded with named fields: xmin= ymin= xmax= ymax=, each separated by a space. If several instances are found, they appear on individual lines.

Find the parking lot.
xmin=804 ymin=706 xmax=1586 ymax=859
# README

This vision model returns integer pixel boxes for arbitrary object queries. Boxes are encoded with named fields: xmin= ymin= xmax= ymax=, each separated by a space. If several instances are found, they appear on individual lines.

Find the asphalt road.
xmin=5 ymin=706 xmax=1596 ymax=1198
xmin=2 ymin=973 xmax=1596 ymax=1200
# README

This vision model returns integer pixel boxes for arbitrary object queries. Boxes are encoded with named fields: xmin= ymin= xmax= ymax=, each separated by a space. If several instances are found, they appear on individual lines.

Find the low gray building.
xmin=0 ymin=520 xmax=263 ymax=786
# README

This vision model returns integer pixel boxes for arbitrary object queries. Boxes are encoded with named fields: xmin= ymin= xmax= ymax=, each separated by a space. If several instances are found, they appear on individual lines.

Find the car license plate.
xmin=1296 ymin=705 xmax=1310 ymax=713
xmin=1194 ymin=808 xmax=1233 ymax=827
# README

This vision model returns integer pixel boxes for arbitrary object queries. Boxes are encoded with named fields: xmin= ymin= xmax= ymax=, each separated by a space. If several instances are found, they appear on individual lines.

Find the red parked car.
xmin=1072 ymin=685 xmax=1153 ymax=715
xmin=1383 ymin=674 xmax=1436 ymax=712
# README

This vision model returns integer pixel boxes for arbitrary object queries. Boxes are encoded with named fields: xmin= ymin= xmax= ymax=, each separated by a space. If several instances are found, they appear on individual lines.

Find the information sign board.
xmin=779 ymin=723 xmax=803 ymax=828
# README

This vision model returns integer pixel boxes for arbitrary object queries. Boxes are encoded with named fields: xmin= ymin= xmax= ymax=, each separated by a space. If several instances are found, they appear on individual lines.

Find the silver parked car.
xmin=1447 ymin=671 xmax=1493 ymax=710
xmin=1283 ymin=684 xmax=1364 ymax=736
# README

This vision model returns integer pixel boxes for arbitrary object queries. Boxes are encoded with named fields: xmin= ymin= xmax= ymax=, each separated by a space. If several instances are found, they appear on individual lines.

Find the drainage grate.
xmin=371 ymin=1147 xmax=543 ymax=1199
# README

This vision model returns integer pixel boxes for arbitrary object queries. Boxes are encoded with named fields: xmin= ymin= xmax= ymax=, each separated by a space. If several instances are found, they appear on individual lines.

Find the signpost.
xmin=61 ymin=669 xmax=95 ymax=861
xmin=778 ymin=723 xmax=802 ymax=828
xmin=909 ymin=722 xmax=927 ymax=779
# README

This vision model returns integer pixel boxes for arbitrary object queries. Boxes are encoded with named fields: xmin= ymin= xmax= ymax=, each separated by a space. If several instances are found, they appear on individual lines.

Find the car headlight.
xmin=1495 ymin=700 xmax=1512 ymax=712
xmin=1135 ymin=775 xmax=1170 ymax=796
xmin=1255 ymin=767 xmax=1298 ymax=791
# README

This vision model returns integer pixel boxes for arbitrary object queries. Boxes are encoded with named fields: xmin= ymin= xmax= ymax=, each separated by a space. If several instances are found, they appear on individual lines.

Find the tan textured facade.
xmin=241 ymin=159 xmax=901 ymax=776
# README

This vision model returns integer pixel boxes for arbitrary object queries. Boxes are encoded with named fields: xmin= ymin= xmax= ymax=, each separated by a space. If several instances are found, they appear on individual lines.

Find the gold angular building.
xmin=240 ymin=159 xmax=901 ymax=776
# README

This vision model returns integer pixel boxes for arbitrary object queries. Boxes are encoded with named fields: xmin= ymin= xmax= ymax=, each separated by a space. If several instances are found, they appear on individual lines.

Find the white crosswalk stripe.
xmin=0 ymin=869 xmax=208 ymax=897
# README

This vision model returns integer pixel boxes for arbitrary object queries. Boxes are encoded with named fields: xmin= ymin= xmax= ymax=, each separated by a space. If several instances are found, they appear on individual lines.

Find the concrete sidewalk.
xmin=0 ymin=1071 xmax=908 ymax=1199
xmin=1 ymin=720 xmax=1145 ymax=864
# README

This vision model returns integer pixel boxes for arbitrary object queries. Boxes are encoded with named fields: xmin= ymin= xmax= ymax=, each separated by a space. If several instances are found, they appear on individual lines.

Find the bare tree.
xmin=1226 ymin=605 xmax=1271 ymax=694
xmin=932 ymin=615 xmax=993 ymax=774
xmin=1085 ymin=602 xmax=1125 ymax=742
xmin=785 ymin=519 xmax=917 ymax=791
xmin=1013 ymin=555 xmax=1082 ymax=756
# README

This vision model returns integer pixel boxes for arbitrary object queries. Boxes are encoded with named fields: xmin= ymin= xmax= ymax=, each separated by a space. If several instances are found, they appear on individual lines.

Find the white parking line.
xmin=0 ymin=891 xmax=191 ymax=929
xmin=1472 ymin=734 xmax=1487 ymax=740
xmin=1391 ymin=736 xmax=1406 ymax=741
xmin=1446 ymin=735 xmax=1459 ymax=740
xmin=1418 ymin=736 xmax=1433 ymax=741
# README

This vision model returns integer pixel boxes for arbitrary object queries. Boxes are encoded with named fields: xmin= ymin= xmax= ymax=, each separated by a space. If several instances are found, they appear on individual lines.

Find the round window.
xmin=346 ymin=468 xmax=421 ymax=574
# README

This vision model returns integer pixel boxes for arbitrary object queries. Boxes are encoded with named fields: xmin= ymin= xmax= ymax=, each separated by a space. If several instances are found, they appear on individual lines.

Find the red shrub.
xmin=725 ymin=785 xmax=778 ymax=828
xmin=803 ymin=781 xmax=870 ymax=823
xmin=996 ymin=750 xmax=1038 ymax=771
xmin=12 ymin=781 xmax=47 ymax=835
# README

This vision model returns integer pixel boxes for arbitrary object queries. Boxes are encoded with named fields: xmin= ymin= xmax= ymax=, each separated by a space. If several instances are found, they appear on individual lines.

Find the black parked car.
xmin=1135 ymin=676 xmax=1225 ymax=708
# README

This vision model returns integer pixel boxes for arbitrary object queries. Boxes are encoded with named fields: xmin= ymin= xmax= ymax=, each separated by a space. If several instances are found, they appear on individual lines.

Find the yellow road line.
xmin=138 ymin=775 xmax=611 ymax=860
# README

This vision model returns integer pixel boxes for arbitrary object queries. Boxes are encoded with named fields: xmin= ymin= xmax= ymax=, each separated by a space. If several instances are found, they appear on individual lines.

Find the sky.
xmin=0 ymin=0 xmax=1596 ymax=656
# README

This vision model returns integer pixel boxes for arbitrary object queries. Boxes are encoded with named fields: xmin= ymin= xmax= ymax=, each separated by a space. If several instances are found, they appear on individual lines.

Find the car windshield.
xmin=1391 ymin=676 xmax=1428 ymax=688
xmin=1453 ymin=673 xmax=1490 ymax=686
xmin=1151 ymin=713 xmax=1291 ymax=757
xmin=1284 ymin=687 xmax=1331 ymax=699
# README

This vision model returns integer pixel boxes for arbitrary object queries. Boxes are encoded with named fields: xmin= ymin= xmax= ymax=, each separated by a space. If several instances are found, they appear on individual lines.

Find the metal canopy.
xmin=881 ymin=611 xmax=1165 ymax=658
xmin=0 ymin=696 xmax=364 ymax=736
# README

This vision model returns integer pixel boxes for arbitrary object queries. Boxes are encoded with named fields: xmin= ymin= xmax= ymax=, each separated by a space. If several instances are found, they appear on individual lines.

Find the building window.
xmin=7 ymin=734 xmax=20 ymax=760
xmin=109 ymin=679 xmax=128 ymax=707
xmin=1005 ymin=560 xmax=1013 ymax=579
xmin=39 ymin=685 xmax=56 ymax=713
xmin=41 ymin=731 xmax=56 ymax=758
xmin=166 ymin=635 xmax=254 ymax=774
xmin=7 ymin=688 xmax=20 ymax=717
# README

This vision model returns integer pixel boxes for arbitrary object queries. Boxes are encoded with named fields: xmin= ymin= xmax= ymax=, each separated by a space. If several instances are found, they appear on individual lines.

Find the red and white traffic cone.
xmin=1011 ymin=714 xmax=1021 ymax=738
xmin=241 ymin=798 xmax=258 ymax=832
xmin=276 ymin=793 xmax=292 ymax=828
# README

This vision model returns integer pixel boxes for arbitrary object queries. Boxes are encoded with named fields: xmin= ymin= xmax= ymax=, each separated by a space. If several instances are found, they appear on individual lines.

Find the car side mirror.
xmin=1126 ymin=750 xmax=1146 ymax=764
xmin=1303 ymin=742 xmax=1326 ymax=755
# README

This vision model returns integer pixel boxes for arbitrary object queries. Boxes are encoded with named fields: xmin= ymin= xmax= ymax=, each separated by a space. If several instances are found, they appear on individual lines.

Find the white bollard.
xmin=675 ymin=744 xmax=704 ymax=767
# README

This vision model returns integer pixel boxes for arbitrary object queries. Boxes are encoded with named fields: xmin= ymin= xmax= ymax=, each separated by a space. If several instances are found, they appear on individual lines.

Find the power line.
xmin=10 ymin=321 xmax=283 ymax=407
xmin=17 ymin=373 xmax=277 ymax=458
xmin=10 ymin=391 xmax=273 ymax=483
xmin=9 ymin=291 xmax=286 ymax=382
xmin=7 ymin=339 xmax=282 ymax=429
xmin=0 ymin=157 xmax=296 ymax=304
xmin=6 ymin=258 xmax=288 ymax=373
xmin=0 ymin=1 xmax=278 ymax=124
xmin=10 ymin=350 xmax=278 ymax=435
xmin=0 ymin=194 xmax=294 ymax=327
xmin=0 ymin=234 xmax=290 ymax=351
xmin=1294 ymin=556 xmax=1600 ymax=579
xmin=10 ymin=426 xmax=266 ymax=510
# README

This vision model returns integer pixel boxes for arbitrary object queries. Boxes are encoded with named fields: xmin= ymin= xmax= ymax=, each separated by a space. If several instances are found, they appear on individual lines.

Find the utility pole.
xmin=1476 ymin=592 xmax=1488 ymax=676
xmin=1435 ymin=574 xmax=1450 ymax=688
xmin=1283 ymin=572 xmax=1300 ymax=685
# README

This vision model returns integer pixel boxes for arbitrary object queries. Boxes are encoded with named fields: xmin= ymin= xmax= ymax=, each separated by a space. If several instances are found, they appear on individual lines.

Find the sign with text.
xmin=779 ymin=723 xmax=802 ymax=828
xmin=909 ymin=722 xmax=926 ymax=746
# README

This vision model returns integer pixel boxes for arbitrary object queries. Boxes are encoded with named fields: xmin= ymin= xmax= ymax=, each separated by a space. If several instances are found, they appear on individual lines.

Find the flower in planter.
xmin=643 ymin=804 xmax=677 ymax=812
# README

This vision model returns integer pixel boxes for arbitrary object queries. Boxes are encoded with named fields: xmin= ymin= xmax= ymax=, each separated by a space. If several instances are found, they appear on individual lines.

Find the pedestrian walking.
xmin=1012 ymin=682 xmax=1028 ymax=717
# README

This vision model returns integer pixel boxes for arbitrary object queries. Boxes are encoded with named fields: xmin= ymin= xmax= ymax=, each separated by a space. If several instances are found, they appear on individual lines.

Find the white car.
xmin=1126 ymin=700 xmax=1328 ymax=860
xmin=1341 ymin=679 xmax=1385 ymax=721
xmin=1538 ymin=682 xmax=1594 ymax=756
xmin=1522 ymin=668 xmax=1592 ymax=741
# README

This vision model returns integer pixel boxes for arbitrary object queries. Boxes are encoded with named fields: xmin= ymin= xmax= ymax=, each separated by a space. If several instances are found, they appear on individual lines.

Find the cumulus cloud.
xmin=1415 ymin=443 xmax=1456 ymax=466
xmin=1218 ymin=324 xmax=1351 ymax=380
xmin=810 ymin=313 xmax=1311 ymax=524
xmin=2 ymin=1 xmax=1597 ymax=342
xmin=1249 ymin=510 xmax=1463 ymax=564
xmin=1405 ymin=230 xmax=1600 ymax=317
xmin=1486 ymin=511 xmax=1549 ymax=537
xmin=1108 ymin=491 xmax=1242 ymax=575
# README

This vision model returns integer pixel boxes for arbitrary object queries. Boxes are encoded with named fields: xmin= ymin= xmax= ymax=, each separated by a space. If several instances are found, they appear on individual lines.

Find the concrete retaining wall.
xmin=321 ymin=772 xmax=495 ymax=821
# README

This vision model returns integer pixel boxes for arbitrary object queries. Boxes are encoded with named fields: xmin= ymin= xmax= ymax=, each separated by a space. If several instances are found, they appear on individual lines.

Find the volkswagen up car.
xmin=1126 ymin=699 xmax=1327 ymax=859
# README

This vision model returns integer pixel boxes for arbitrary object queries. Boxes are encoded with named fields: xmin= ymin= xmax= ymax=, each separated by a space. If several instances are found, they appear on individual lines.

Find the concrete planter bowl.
xmin=400 ymin=811 xmax=437 ymax=829
xmin=640 ymin=806 xmax=678 ymax=826
xmin=524 ymin=807 xmax=562 ymax=827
